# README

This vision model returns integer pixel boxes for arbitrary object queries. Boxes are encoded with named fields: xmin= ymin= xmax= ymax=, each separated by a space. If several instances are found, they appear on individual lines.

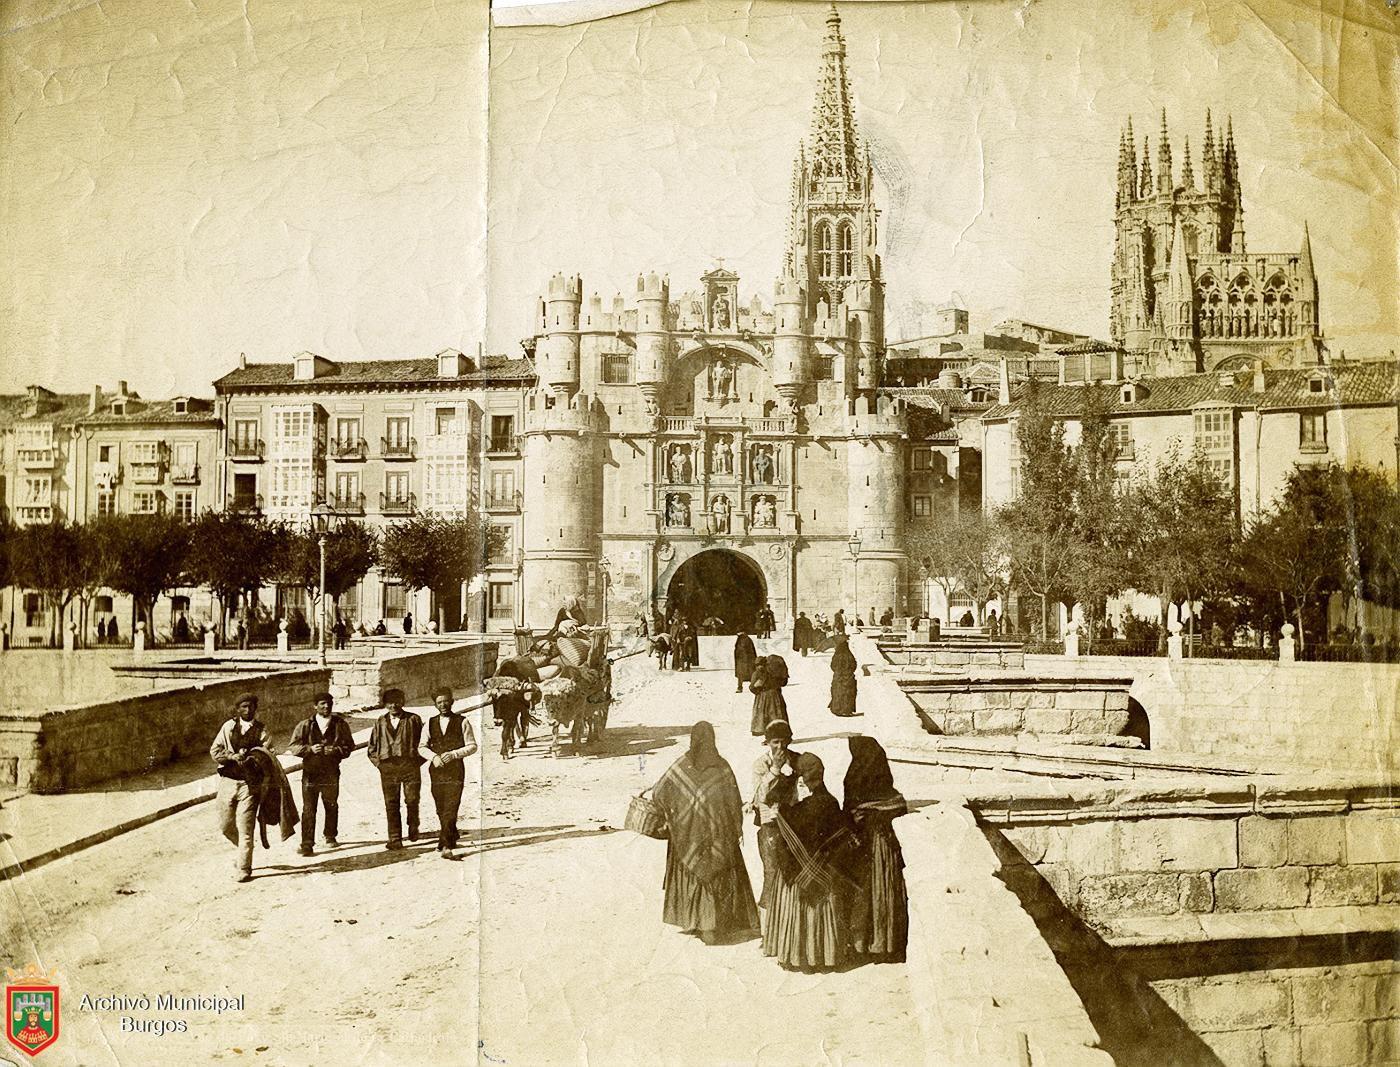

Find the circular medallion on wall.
xmin=768 ymin=542 xmax=786 ymax=560
xmin=656 ymin=541 xmax=675 ymax=563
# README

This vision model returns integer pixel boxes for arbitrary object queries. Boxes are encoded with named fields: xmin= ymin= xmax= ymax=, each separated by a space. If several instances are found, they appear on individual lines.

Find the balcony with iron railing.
xmin=330 ymin=437 xmax=368 ymax=461
xmin=229 ymin=438 xmax=265 ymax=461
xmin=379 ymin=492 xmax=416 ymax=516
xmin=486 ymin=433 xmax=522 ymax=457
xmin=329 ymin=491 xmax=366 ymax=515
xmin=17 ymin=446 xmax=55 ymax=468
xmin=170 ymin=464 xmax=200 ymax=484
xmin=17 ymin=503 xmax=53 ymax=523
xmin=485 ymin=490 xmax=522 ymax=512
xmin=381 ymin=436 xmax=416 ymax=460
xmin=231 ymin=493 xmax=263 ymax=515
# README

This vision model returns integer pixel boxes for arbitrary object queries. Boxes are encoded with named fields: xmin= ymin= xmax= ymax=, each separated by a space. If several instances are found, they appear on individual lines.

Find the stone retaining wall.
xmin=1025 ymin=655 xmax=1400 ymax=771
xmin=0 ymin=667 xmax=331 ymax=793
xmin=332 ymin=640 xmax=498 ymax=709
xmin=901 ymin=676 xmax=1133 ymax=738
xmin=982 ymin=781 xmax=1400 ymax=938
xmin=879 ymin=640 xmax=1026 ymax=670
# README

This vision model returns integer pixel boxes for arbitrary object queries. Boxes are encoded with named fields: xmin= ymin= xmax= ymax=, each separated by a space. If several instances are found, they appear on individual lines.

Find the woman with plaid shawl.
xmin=763 ymin=752 xmax=859 ymax=971
xmin=652 ymin=721 xmax=760 ymax=944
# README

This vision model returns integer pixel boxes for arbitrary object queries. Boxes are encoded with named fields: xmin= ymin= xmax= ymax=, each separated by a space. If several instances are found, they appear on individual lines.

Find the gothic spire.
xmin=1181 ymin=136 xmax=1194 ymax=189
xmin=806 ymin=4 xmax=863 ymax=197
xmin=1157 ymin=109 xmax=1172 ymax=192
xmin=1139 ymin=136 xmax=1153 ymax=198
xmin=1299 ymin=220 xmax=1314 ymax=276
xmin=1202 ymin=109 xmax=1218 ymax=191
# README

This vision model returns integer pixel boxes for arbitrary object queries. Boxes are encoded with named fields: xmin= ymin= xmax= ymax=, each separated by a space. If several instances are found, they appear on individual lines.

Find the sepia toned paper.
xmin=1 ymin=0 xmax=1397 ymax=1064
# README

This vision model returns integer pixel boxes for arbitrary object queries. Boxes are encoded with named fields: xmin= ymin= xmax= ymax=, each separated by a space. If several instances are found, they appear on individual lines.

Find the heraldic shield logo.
xmin=5 ymin=965 xmax=60 ymax=1058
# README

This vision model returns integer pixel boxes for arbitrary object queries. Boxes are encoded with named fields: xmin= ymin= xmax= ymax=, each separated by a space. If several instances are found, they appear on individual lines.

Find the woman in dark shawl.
xmin=843 ymin=736 xmax=909 ymax=961
xmin=733 ymin=630 xmax=758 ymax=693
xmin=651 ymin=721 xmax=760 ymax=943
xmin=749 ymin=658 xmax=788 ymax=736
xmin=828 ymin=636 xmax=858 ymax=717
xmin=669 ymin=614 xmax=690 ymax=672
xmin=763 ymin=753 xmax=859 ymax=971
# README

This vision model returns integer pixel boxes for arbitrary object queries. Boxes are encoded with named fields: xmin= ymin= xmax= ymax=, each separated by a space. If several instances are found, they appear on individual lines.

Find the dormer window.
xmin=173 ymin=398 xmax=188 ymax=414
xmin=1309 ymin=378 xmax=1324 ymax=394
xmin=111 ymin=401 xmax=126 ymax=416
xmin=295 ymin=356 xmax=314 ymax=381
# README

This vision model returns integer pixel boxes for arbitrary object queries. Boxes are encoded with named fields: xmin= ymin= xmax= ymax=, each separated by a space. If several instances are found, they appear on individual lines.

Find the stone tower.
xmin=1111 ymin=111 xmax=1322 ymax=373
xmin=785 ymin=2 xmax=884 ymax=393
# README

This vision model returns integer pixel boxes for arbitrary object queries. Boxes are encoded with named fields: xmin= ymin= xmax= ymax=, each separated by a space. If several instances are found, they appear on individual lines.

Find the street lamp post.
xmin=847 ymin=531 xmax=862 ymax=624
xmin=311 ymin=505 xmax=332 ymax=666
xmin=599 ymin=556 xmax=612 ymax=631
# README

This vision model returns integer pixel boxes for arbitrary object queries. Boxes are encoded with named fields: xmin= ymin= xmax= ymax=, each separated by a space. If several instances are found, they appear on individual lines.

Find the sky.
xmin=488 ymin=0 xmax=1397 ymax=353
xmin=1 ymin=0 xmax=1394 ymax=397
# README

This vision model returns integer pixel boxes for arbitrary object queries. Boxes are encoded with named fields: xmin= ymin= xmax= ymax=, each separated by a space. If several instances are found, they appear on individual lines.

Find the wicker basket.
xmin=625 ymin=789 xmax=668 ymax=839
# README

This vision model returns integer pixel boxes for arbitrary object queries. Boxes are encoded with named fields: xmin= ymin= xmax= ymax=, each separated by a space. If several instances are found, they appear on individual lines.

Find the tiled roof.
xmin=214 ymin=356 xmax=536 ymax=391
xmin=1056 ymin=339 xmax=1120 ymax=354
xmin=882 ymin=387 xmax=990 ymax=412
xmin=0 ymin=392 xmax=92 ymax=429
xmin=981 ymin=361 xmax=1399 ymax=421
xmin=77 ymin=398 xmax=218 ymax=426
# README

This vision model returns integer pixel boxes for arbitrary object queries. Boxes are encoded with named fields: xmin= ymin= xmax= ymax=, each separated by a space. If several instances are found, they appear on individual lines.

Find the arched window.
xmin=815 ymin=222 xmax=832 ymax=278
xmin=1196 ymin=275 xmax=1222 ymax=337
xmin=838 ymin=222 xmax=854 ymax=276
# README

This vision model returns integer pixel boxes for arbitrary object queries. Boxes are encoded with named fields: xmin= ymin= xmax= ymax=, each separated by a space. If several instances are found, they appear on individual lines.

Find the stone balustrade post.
xmin=277 ymin=617 xmax=290 ymax=655
xmin=64 ymin=620 xmax=77 ymax=653
xmin=133 ymin=621 xmax=147 ymax=657
xmin=204 ymin=624 xmax=217 ymax=657
xmin=1279 ymin=622 xmax=1296 ymax=663
xmin=1167 ymin=619 xmax=1184 ymax=660
xmin=1063 ymin=621 xmax=1081 ymax=658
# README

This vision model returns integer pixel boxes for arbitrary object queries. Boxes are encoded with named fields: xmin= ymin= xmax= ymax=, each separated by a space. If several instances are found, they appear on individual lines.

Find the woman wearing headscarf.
xmin=764 ymin=753 xmax=859 ymax=971
xmin=843 ymin=736 xmax=909 ymax=961
xmin=651 ymin=721 xmax=760 ymax=944
xmin=828 ymin=635 xmax=858 ymax=717
xmin=749 ymin=658 xmax=788 ymax=736
xmin=733 ymin=630 xmax=758 ymax=694
xmin=668 ymin=613 xmax=689 ymax=672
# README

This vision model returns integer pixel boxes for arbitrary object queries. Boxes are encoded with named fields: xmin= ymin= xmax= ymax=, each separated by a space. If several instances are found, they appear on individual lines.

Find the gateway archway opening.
xmin=666 ymin=550 xmax=767 ymax=635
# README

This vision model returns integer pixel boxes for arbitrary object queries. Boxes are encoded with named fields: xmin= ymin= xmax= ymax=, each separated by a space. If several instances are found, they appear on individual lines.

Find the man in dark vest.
xmin=287 ymin=691 xmax=354 ymax=855
xmin=368 ymin=687 xmax=424 ymax=850
xmin=423 ymin=686 xmax=478 ymax=857
xmin=210 ymin=692 xmax=269 ymax=883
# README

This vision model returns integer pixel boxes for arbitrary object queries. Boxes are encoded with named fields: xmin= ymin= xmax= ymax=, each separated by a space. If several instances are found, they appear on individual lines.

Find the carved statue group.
xmin=666 ymin=493 xmax=691 ymax=528
xmin=751 ymin=495 xmax=777 ymax=529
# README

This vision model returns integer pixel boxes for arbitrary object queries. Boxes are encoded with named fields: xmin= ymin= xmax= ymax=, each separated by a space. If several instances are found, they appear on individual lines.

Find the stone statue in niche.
xmin=751 ymin=446 xmax=775 ymax=485
xmin=713 ymin=358 xmax=734 ymax=401
xmin=723 ymin=437 xmax=737 ymax=475
xmin=669 ymin=445 xmax=691 ymax=483
xmin=711 ymin=435 xmax=734 ymax=476
xmin=666 ymin=493 xmax=690 ymax=528
xmin=710 ymin=494 xmax=731 ymax=534
xmin=752 ymin=495 xmax=777 ymax=529
xmin=712 ymin=295 xmax=731 ymax=330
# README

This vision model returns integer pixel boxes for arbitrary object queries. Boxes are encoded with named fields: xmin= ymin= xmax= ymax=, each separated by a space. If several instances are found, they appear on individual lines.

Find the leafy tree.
xmin=9 ymin=521 xmax=90 ymax=646
xmin=272 ymin=520 xmax=379 ymax=638
xmin=89 ymin=514 xmax=192 ymax=642
xmin=1120 ymin=446 xmax=1236 ymax=650
xmin=999 ymin=381 xmax=1080 ymax=637
xmin=184 ymin=511 xmax=287 ymax=638
xmin=380 ymin=512 xmax=504 ymax=632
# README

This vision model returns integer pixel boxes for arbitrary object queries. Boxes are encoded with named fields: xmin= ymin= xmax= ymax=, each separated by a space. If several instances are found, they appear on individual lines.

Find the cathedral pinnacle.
xmin=806 ymin=3 xmax=863 ymax=197
xmin=1181 ymin=136 xmax=1194 ymax=189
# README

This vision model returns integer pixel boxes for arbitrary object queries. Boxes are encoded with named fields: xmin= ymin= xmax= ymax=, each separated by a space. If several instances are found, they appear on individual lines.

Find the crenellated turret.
xmin=522 ymin=389 xmax=605 ymax=626
xmin=540 ymin=273 xmax=583 ymax=397
xmin=845 ymin=392 xmax=907 ymax=614
xmin=634 ymin=272 xmax=670 ymax=415
xmin=772 ymin=272 xmax=808 ymax=408
xmin=845 ymin=260 xmax=884 ymax=392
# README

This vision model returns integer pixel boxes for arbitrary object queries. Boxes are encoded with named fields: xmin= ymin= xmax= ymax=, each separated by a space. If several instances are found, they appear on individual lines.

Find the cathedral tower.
xmin=784 ymin=4 xmax=884 ymax=392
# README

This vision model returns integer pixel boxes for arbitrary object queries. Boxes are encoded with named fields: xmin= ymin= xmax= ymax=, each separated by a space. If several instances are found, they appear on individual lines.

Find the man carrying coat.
xmin=210 ymin=692 xmax=269 ymax=883
xmin=287 ymin=692 xmax=354 ymax=855
xmin=368 ymin=687 xmax=424 ymax=850
xmin=422 ymin=686 xmax=478 ymax=857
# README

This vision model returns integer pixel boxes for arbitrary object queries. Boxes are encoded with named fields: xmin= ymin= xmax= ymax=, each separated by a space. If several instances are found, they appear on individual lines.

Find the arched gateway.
xmin=665 ymin=549 xmax=766 ymax=634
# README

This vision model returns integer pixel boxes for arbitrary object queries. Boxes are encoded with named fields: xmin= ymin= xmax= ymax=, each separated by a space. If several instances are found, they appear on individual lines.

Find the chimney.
xmin=89 ymin=384 xmax=102 ymax=414
xmin=998 ymin=357 xmax=1012 ymax=405
xmin=238 ymin=352 xmax=247 ymax=370
xmin=117 ymin=380 xmax=129 ymax=398
xmin=1252 ymin=360 xmax=1266 ymax=394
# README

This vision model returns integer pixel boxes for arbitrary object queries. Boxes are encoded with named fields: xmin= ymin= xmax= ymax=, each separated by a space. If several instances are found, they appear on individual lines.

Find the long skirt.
xmin=756 ymin=822 xmax=782 ymax=911
xmin=829 ymin=671 xmax=857 ymax=716
xmin=750 ymin=688 xmax=788 ymax=736
xmin=762 ymin=876 xmax=846 ymax=970
xmin=848 ymin=823 xmax=908 ymax=959
xmin=662 ymin=843 xmax=760 ymax=938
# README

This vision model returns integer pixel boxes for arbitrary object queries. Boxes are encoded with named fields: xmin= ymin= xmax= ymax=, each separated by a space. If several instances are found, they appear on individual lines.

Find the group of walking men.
xmin=210 ymin=686 xmax=478 ymax=881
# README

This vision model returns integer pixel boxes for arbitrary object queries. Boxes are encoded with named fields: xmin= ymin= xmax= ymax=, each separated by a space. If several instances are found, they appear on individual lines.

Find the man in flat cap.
xmin=210 ymin=692 xmax=270 ymax=882
xmin=422 ymin=686 xmax=478 ymax=857
xmin=287 ymin=691 xmax=354 ymax=855
xmin=367 ymin=687 xmax=424 ymax=850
